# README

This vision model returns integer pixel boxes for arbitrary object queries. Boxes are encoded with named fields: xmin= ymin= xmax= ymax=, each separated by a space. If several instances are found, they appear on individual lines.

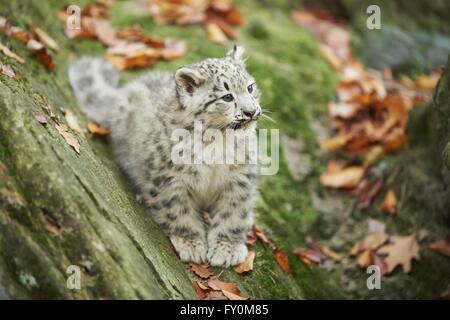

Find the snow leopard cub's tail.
xmin=68 ymin=56 xmax=121 ymax=126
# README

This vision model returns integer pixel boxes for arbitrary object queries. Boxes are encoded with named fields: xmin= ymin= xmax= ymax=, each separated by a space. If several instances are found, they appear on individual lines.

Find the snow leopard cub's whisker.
xmin=261 ymin=113 xmax=277 ymax=124
xmin=69 ymin=45 xmax=261 ymax=267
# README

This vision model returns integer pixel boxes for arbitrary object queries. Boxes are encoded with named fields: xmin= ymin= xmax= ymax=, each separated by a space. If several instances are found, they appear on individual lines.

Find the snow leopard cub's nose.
xmin=243 ymin=109 xmax=256 ymax=118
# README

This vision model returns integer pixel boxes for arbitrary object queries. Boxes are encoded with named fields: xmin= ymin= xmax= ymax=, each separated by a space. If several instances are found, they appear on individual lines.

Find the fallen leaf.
xmin=63 ymin=108 xmax=85 ymax=136
xmin=246 ymin=229 xmax=257 ymax=246
xmin=87 ymin=122 xmax=111 ymax=136
xmin=349 ymin=233 xmax=388 ymax=256
xmin=328 ymin=101 xmax=360 ymax=119
xmin=429 ymin=235 xmax=450 ymax=257
xmin=222 ymin=290 xmax=248 ymax=300
xmin=355 ymin=178 xmax=383 ymax=209
xmin=234 ymin=251 xmax=255 ymax=274
xmin=0 ymin=42 xmax=25 ymax=63
xmin=205 ymin=22 xmax=227 ymax=44
xmin=194 ymin=281 xmax=209 ymax=299
xmin=34 ymin=112 xmax=47 ymax=125
xmin=190 ymin=263 xmax=213 ymax=279
xmin=106 ymin=47 xmax=158 ymax=70
xmin=356 ymin=249 xmax=373 ymax=268
xmin=273 ymin=250 xmax=290 ymax=274
xmin=26 ymin=39 xmax=56 ymax=71
xmin=318 ymin=43 xmax=342 ymax=70
xmin=320 ymin=166 xmax=365 ymax=189
xmin=372 ymin=252 xmax=388 ymax=276
xmin=56 ymin=124 xmax=80 ymax=154
xmin=415 ymin=72 xmax=440 ymax=90
xmin=380 ymin=189 xmax=398 ymax=215
xmin=377 ymin=234 xmax=420 ymax=274
xmin=0 ymin=64 xmax=20 ymax=79
xmin=148 ymin=0 xmax=244 ymax=44
xmin=320 ymin=245 xmax=342 ymax=262
xmin=320 ymin=135 xmax=347 ymax=152
xmin=32 ymin=27 xmax=59 ymax=51
xmin=253 ymin=224 xmax=276 ymax=251
xmin=203 ymin=290 xmax=228 ymax=300
xmin=293 ymin=247 xmax=323 ymax=268
xmin=207 ymin=278 xmax=240 ymax=295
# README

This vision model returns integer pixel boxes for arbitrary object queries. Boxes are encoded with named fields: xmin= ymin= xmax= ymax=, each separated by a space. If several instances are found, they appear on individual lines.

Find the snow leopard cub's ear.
xmin=175 ymin=67 xmax=205 ymax=95
xmin=226 ymin=45 xmax=246 ymax=64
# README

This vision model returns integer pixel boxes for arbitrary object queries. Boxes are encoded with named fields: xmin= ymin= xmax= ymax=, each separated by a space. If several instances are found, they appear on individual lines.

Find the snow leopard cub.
xmin=69 ymin=46 xmax=261 ymax=267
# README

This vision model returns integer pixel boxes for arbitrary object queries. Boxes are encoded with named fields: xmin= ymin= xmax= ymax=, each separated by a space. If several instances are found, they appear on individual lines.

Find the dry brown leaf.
xmin=356 ymin=250 xmax=373 ymax=268
xmin=159 ymin=39 xmax=187 ymax=61
xmin=362 ymin=233 xmax=389 ymax=251
xmin=96 ymin=0 xmax=114 ymax=7
xmin=253 ymin=224 xmax=276 ymax=250
xmin=349 ymin=233 xmax=388 ymax=256
xmin=32 ymin=27 xmax=59 ymax=51
xmin=380 ymin=189 xmax=397 ymax=215
xmin=234 ymin=251 xmax=255 ymax=274
xmin=190 ymin=263 xmax=213 ymax=279
xmin=328 ymin=101 xmax=360 ymax=119
xmin=377 ymin=234 xmax=420 ymax=274
xmin=205 ymin=22 xmax=227 ymax=44
xmin=87 ymin=122 xmax=111 ymax=136
xmin=293 ymin=247 xmax=323 ymax=268
xmin=92 ymin=18 xmax=120 ymax=47
xmin=194 ymin=281 xmax=209 ymax=299
xmin=382 ymin=127 xmax=408 ymax=152
xmin=415 ymin=72 xmax=440 ymax=90
xmin=318 ymin=43 xmax=342 ymax=70
xmin=203 ymin=290 xmax=228 ymax=300
xmin=207 ymin=278 xmax=240 ymax=295
xmin=1 ymin=64 xmax=20 ymax=79
xmin=42 ymin=214 xmax=62 ymax=236
xmin=363 ymin=145 xmax=385 ymax=167
xmin=106 ymin=48 xmax=158 ymax=70
xmin=355 ymin=178 xmax=383 ymax=209
xmin=320 ymin=245 xmax=342 ymax=262
xmin=320 ymin=166 xmax=365 ymax=189
xmin=429 ymin=235 xmax=450 ymax=257
xmin=222 ymin=290 xmax=248 ymax=300
xmin=320 ymin=135 xmax=347 ymax=152
xmin=0 ymin=42 xmax=25 ymax=63
xmin=34 ymin=112 xmax=47 ymax=125
xmin=246 ymin=229 xmax=257 ymax=246
xmin=273 ymin=250 xmax=290 ymax=274
xmin=56 ymin=124 xmax=80 ymax=154
xmin=373 ymin=252 xmax=388 ymax=276
xmin=63 ymin=108 xmax=85 ymax=137
xmin=27 ymin=39 xmax=56 ymax=71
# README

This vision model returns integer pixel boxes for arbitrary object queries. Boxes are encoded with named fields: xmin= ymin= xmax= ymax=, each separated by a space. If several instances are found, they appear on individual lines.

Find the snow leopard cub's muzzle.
xmin=230 ymin=90 xmax=262 ymax=130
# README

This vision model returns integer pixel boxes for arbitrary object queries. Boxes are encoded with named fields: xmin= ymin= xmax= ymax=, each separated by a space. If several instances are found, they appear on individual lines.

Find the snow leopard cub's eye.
xmin=222 ymin=94 xmax=234 ymax=102
xmin=247 ymin=83 xmax=254 ymax=94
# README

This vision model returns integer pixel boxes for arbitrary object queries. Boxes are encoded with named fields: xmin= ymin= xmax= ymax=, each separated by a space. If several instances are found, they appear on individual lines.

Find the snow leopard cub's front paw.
xmin=207 ymin=240 xmax=248 ymax=267
xmin=170 ymin=236 xmax=208 ymax=264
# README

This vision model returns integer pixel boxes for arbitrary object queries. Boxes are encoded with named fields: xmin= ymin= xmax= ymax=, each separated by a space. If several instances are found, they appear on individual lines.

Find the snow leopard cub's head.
xmin=174 ymin=46 xmax=261 ymax=130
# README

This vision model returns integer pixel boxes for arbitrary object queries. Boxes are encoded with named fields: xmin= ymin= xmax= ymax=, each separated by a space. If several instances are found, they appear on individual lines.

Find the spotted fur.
xmin=69 ymin=46 xmax=261 ymax=266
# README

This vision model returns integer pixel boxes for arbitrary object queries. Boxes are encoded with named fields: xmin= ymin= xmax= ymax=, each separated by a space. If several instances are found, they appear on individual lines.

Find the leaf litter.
xmin=58 ymin=1 xmax=187 ymax=70
xmin=290 ymin=7 xmax=444 ymax=277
